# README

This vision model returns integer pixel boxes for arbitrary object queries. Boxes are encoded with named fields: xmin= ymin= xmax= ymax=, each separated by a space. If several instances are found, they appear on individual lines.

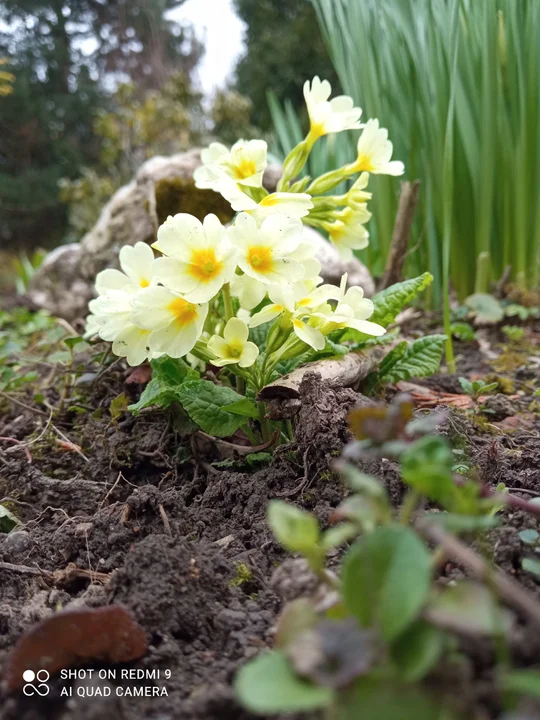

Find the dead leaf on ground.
xmin=6 ymin=605 xmax=147 ymax=690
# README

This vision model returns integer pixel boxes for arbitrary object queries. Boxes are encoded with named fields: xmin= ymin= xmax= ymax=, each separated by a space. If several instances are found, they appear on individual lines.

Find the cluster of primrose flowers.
xmin=86 ymin=77 xmax=404 ymax=396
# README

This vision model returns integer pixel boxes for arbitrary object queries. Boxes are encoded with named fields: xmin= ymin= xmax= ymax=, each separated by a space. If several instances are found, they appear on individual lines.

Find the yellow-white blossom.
xmin=217 ymin=178 xmax=313 ymax=222
xmin=152 ymin=213 xmax=237 ymax=303
xmin=351 ymin=119 xmax=405 ymax=176
xmin=194 ymin=139 xmax=267 ymax=190
xmin=304 ymin=76 xmax=362 ymax=142
xmin=95 ymin=242 xmax=156 ymax=295
xmin=313 ymin=275 xmax=385 ymax=337
xmin=132 ymin=286 xmax=208 ymax=359
xmin=230 ymin=273 xmax=267 ymax=310
xmin=228 ymin=213 xmax=308 ymax=286
xmin=250 ymin=280 xmax=339 ymax=351
xmin=86 ymin=289 xmax=154 ymax=366
xmin=345 ymin=173 xmax=372 ymax=209
xmin=322 ymin=206 xmax=371 ymax=260
xmin=207 ymin=318 xmax=259 ymax=368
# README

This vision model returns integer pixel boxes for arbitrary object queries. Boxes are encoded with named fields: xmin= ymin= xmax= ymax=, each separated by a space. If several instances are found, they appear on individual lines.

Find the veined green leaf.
xmin=176 ymin=380 xmax=249 ymax=437
xmin=129 ymin=357 xmax=199 ymax=414
xmin=378 ymin=335 xmax=446 ymax=384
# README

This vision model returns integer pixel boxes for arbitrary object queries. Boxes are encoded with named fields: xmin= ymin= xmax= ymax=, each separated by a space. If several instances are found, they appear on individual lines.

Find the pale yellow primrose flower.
xmin=249 ymin=280 xmax=340 ymax=352
xmin=95 ymin=242 xmax=156 ymax=295
xmin=228 ymin=213 xmax=308 ymax=286
xmin=207 ymin=318 xmax=259 ymax=368
xmin=152 ymin=213 xmax=237 ymax=303
xmin=351 ymin=119 xmax=405 ymax=176
xmin=323 ymin=205 xmax=371 ymax=261
xmin=87 ymin=289 xmax=154 ymax=366
xmin=304 ymin=76 xmax=362 ymax=142
xmin=313 ymin=275 xmax=386 ymax=337
xmin=132 ymin=286 xmax=208 ymax=359
xmin=346 ymin=173 xmax=372 ymax=209
xmin=194 ymin=139 xmax=267 ymax=190
xmin=230 ymin=273 xmax=268 ymax=311
xmin=217 ymin=177 xmax=313 ymax=222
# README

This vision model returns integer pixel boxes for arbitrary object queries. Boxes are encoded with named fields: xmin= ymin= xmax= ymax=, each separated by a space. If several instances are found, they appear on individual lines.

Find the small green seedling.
xmin=458 ymin=377 xmax=498 ymax=401
xmin=501 ymin=325 xmax=525 ymax=343
xmin=236 ymin=395 xmax=527 ymax=718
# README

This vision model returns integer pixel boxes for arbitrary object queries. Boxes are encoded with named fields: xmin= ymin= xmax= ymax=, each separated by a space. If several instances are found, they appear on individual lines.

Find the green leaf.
xmin=378 ymin=335 xmax=446 ymax=384
xmin=342 ymin=677 xmax=444 ymax=720
xmin=342 ymin=525 xmax=431 ymax=640
xmin=337 ymin=464 xmax=388 ymax=500
xmin=370 ymin=273 xmax=434 ymax=328
xmin=501 ymin=670 xmax=540 ymax=699
xmin=321 ymin=523 xmax=357 ymax=550
xmin=234 ymin=651 xmax=334 ymax=713
xmin=0 ymin=505 xmax=20 ymax=533
xmin=391 ymin=620 xmax=446 ymax=682
xmin=450 ymin=322 xmax=475 ymax=341
xmin=458 ymin=377 xmax=473 ymax=395
xmin=465 ymin=293 xmax=504 ymax=323
xmin=176 ymin=380 xmax=249 ymax=437
xmin=268 ymin=500 xmax=320 ymax=554
xmin=425 ymin=581 xmax=512 ymax=635
xmin=423 ymin=513 xmax=499 ymax=533
xmin=129 ymin=357 xmax=199 ymax=414
xmin=401 ymin=436 xmax=457 ymax=508
xmin=222 ymin=398 xmax=259 ymax=419
xmin=518 ymin=529 xmax=540 ymax=546
xmin=522 ymin=557 xmax=540 ymax=578
xmin=110 ymin=392 xmax=129 ymax=419
xmin=245 ymin=452 xmax=272 ymax=469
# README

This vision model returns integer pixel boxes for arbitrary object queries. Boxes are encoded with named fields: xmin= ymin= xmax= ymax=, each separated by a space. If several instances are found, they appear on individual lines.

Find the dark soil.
xmin=1 ymin=314 xmax=539 ymax=720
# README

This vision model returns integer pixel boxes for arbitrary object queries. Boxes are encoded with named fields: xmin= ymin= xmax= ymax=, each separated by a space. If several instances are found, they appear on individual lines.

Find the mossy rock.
xmin=154 ymin=177 xmax=234 ymax=225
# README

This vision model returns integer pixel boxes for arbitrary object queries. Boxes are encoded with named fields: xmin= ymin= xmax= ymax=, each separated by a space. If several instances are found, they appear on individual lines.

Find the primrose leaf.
xmin=519 ymin=529 xmax=540 ymax=545
xmin=425 ymin=581 xmax=513 ymax=635
xmin=342 ymin=677 xmax=443 ymax=720
xmin=391 ymin=620 xmax=446 ymax=682
xmin=222 ymin=398 xmax=259 ymax=419
xmin=501 ymin=670 xmax=540 ymax=699
xmin=378 ymin=335 xmax=446 ymax=384
xmin=234 ymin=651 xmax=334 ymax=713
xmin=450 ymin=322 xmax=475 ymax=341
xmin=370 ymin=273 xmax=433 ymax=328
xmin=321 ymin=523 xmax=357 ymax=550
xmin=342 ymin=525 xmax=431 ymax=641
xmin=0 ymin=505 xmax=20 ymax=533
xmin=522 ymin=557 xmax=540 ymax=578
xmin=268 ymin=500 xmax=320 ymax=553
xmin=465 ymin=293 xmax=504 ymax=324
xmin=129 ymin=357 xmax=199 ymax=414
xmin=176 ymin=380 xmax=249 ymax=437
xmin=401 ymin=436 xmax=457 ymax=508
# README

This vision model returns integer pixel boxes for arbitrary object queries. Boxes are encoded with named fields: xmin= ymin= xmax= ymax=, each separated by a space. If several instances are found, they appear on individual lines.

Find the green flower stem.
xmin=221 ymin=282 xmax=234 ymax=323
xmin=258 ymin=401 xmax=272 ymax=442
xmin=236 ymin=376 xmax=246 ymax=396
xmin=399 ymin=490 xmax=420 ymax=525
xmin=285 ymin=418 xmax=294 ymax=441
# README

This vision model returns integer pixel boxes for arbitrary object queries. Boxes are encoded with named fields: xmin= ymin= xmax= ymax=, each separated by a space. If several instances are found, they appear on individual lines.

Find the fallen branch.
xmin=380 ymin=180 xmax=421 ymax=290
xmin=418 ymin=522 xmax=540 ymax=630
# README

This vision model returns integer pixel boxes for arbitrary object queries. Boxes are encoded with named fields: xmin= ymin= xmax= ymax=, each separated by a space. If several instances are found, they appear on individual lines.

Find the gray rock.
xmin=3 ymin=530 xmax=33 ymax=555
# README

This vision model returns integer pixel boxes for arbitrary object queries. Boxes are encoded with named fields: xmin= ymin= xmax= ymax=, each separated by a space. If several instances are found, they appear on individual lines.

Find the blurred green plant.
xmin=272 ymin=0 xmax=540 ymax=307
xmin=0 ymin=58 xmax=14 ymax=96
xmin=13 ymin=249 xmax=46 ymax=295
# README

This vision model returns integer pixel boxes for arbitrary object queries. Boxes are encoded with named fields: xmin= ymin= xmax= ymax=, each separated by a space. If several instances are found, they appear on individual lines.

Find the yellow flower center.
xmin=247 ymin=245 xmax=273 ymax=274
xmin=355 ymin=154 xmax=376 ymax=173
xmin=259 ymin=194 xmax=280 ymax=207
xmin=227 ymin=343 xmax=243 ymax=359
xmin=232 ymin=158 xmax=257 ymax=180
xmin=296 ymin=297 xmax=311 ymax=307
xmin=188 ymin=248 xmax=223 ymax=283
xmin=167 ymin=297 xmax=198 ymax=328
xmin=309 ymin=122 xmax=326 ymax=140
xmin=139 ymin=278 xmax=150 ymax=288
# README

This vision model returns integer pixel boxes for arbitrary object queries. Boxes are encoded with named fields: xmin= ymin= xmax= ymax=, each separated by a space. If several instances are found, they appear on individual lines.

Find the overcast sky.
xmin=169 ymin=0 xmax=246 ymax=95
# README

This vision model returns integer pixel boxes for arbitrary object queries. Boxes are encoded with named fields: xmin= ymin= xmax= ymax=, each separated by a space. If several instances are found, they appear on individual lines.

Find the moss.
xmin=229 ymin=562 xmax=254 ymax=588
xmin=484 ymin=373 xmax=515 ymax=395
xmin=154 ymin=178 xmax=234 ymax=225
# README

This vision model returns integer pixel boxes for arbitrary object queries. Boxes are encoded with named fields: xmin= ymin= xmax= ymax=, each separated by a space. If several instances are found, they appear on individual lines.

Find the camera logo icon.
xmin=22 ymin=669 xmax=50 ymax=697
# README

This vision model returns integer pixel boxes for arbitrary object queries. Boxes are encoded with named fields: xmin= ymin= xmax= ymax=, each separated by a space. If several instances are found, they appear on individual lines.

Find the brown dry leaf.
xmin=6 ymin=605 xmax=147 ymax=690
xmin=55 ymin=439 xmax=84 ymax=453
xmin=125 ymin=364 xmax=152 ymax=385
xmin=395 ymin=381 xmax=474 ymax=409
